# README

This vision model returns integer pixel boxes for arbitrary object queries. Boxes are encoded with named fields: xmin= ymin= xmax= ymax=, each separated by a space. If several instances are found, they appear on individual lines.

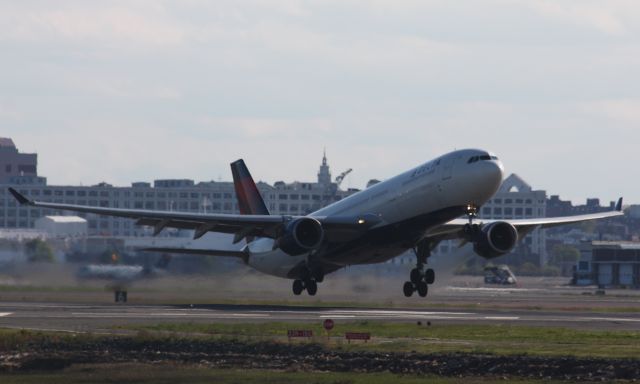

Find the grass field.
xmin=1 ymin=327 xmax=636 ymax=383
xmin=0 ymin=364 xmax=571 ymax=384
xmin=119 ymin=321 xmax=640 ymax=359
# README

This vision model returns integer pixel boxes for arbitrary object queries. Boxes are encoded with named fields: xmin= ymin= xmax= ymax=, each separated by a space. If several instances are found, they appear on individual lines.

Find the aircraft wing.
xmin=8 ymin=188 xmax=380 ymax=241
xmin=425 ymin=197 xmax=624 ymax=241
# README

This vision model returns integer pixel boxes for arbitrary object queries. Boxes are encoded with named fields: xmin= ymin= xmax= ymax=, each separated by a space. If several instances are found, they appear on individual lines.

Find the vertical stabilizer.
xmin=230 ymin=159 xmax=270 ymax=215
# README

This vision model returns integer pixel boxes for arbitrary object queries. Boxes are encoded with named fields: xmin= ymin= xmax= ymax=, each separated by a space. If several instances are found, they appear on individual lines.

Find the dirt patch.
xmin=1 ymin=337 xmax=639 ymax=381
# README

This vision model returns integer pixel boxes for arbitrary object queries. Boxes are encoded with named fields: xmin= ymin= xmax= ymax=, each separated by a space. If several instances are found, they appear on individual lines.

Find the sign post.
xmin=345 ymin=332 xmax=371 ymax=344
xmin=323 ymin=319 xmax=334 ymax=340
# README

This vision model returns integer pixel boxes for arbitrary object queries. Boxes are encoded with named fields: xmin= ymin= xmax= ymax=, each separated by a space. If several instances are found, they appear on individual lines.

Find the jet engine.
xmin=277 ymin=217 xmax=324 ymax=256
xmin=473 ymin=221 xmax=518 ymax=259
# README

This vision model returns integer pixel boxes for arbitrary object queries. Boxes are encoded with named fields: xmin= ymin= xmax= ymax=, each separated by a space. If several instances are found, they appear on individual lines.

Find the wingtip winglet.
xmin=616 ymin=197 xmax=623 ymax=212
xmin=8 ymin=187 xmax=32 ymax=205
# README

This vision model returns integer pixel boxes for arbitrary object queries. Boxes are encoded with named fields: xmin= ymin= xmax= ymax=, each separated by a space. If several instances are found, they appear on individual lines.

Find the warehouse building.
xmin=34 ymin=216 xmax=88 ymax=238
xmin=575 ymin=241 xmax=640 ymax=288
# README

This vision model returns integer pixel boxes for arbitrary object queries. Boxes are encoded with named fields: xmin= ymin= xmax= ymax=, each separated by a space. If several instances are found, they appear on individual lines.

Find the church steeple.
xmin=317 ymin=149 xmax=331 ymax=185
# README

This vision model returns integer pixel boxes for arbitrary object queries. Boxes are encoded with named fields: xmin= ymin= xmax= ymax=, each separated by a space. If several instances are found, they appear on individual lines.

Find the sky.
xmin=1 ymin=1 xmax=639 ymax=204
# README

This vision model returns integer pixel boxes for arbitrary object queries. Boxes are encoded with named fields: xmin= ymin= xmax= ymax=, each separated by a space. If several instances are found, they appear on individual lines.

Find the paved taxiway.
xmin=0 ymin=301 xmax=638 ymax=333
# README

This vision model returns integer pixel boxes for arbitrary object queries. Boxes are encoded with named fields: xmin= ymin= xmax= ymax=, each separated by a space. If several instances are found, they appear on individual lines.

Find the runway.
xmin=0 ymin=301 xmax=638 ymax=333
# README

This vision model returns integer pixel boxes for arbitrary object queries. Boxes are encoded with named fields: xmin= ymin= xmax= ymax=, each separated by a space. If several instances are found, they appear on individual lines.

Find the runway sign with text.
xmin=287 ymin=330 xmax=313 ymax=340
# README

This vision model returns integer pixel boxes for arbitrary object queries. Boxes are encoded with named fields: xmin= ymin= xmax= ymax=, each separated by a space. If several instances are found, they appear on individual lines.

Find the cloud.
xmin=579 ymin=99 xmax=640 ymax=125
xmin=0 ymin=102 xmax=23 ymax=121
xmin=195 ymin=117 xmax=333 ymax=140
xmin=10 ymin=115 xmax=339 ymax=187
xmin=0 ymin=2 xmax=186 ymax=47
xmin=0 ymin=1 xmax=639 ymax=202
xmin=525 ymin=1 xmax=631 ymax=36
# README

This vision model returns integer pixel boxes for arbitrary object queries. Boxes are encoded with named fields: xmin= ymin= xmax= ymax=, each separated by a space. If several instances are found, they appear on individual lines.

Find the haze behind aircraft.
xmin=9 ymin=149 xmax=623 ymax=298
xmin=76 ymin=253 xmax=171 ymax=282
xmin=76 ymin=254 xmax=171 ymax=302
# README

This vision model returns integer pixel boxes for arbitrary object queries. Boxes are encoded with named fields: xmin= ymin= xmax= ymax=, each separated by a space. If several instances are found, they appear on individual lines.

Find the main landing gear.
xmin=402 ymin=204 xmax=478 ymax=297
xmin=292 ymin=267 xmax=324 ymax=296
xmin=403 ymin=242 xmax=435 ymax=298
xmin=114 ymin=290 xmax=128 ymax=303
xmin=403 ymin=204 xmax=478 ymax=298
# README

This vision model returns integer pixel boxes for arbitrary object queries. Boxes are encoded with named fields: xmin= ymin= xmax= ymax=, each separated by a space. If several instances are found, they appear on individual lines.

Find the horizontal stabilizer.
xmin=139 ymin=247 xmax=247 ymax=260
xmin=8 ymin=188 xmax=33 ymax=205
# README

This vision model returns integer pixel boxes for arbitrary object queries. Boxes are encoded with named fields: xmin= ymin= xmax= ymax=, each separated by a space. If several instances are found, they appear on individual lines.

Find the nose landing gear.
xmin=463 ymin=203 xmax=481 ymax=238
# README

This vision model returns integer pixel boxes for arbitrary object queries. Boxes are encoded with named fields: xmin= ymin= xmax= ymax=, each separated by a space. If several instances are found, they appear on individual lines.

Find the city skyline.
xmin=3 ymin=136 xmax=622 ymax=208
xmin=1 ymin=2 xmax=639 ymax=203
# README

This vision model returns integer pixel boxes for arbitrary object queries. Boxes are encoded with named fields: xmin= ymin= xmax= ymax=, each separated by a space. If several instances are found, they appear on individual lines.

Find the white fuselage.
xmin=246 ymin=149 xmax=504 ymax=278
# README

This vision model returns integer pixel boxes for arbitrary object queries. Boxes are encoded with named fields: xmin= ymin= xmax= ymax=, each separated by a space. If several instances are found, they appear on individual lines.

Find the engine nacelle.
xmin=277 ymin=218 xmax=324 ymax=256
xmin=473 ymin=221 xmax=518 ymax=259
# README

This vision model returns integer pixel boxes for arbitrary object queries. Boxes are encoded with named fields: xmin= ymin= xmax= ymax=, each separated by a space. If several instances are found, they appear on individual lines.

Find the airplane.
xmin=76 ymin=254 xmax=171 ymax=282
xmin=9 ymin=149 xmax=623 ymax=298
xmin=76 ymin=254 xmax=171 ymax=302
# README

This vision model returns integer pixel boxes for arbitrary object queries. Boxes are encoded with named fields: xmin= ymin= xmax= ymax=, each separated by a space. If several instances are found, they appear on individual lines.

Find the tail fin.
xmin=230 ymin=159 xmax=270 ymax=215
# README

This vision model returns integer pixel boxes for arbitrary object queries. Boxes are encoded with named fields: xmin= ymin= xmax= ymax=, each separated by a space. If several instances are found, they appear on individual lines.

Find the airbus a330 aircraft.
xmin=9 ymin=149 xmax=623 ymax=298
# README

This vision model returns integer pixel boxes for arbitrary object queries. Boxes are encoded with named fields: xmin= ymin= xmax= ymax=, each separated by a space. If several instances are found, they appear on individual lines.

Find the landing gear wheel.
xmin=292 ymin=280 xmax=304 ymax=295
xmin=416 ymin=281 xmax=428 ymax=297
xmin=403 ymin=281 xmax=414 ymax=297
xmin=306 ymin=280 xmax=318 ymax=296
xmin=410 ymin=268 xmax=423 ymax=285
xmin=425 ymin=269 xmax=435 ymax=285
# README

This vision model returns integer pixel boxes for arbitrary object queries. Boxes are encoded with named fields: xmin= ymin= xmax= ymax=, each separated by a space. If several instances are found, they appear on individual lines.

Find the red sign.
xmin=287 ymin=330 xmax=313 ymax=338
xmin=323 ymin=319 xmax=335 ymax=331
xmin=345 ymin=332 xmax=371 ymax=341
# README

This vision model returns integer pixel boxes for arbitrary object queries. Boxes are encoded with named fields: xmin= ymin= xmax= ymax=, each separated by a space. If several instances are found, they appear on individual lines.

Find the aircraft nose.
xmin=488 ymin=160 xmax=504 ymax=187
xmin=473 ymin=159 xmax=504 ymax=200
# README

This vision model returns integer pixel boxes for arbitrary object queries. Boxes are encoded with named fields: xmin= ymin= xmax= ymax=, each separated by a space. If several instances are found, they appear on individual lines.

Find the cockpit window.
xmin=468 ymin=154 xmax=498 ymax=163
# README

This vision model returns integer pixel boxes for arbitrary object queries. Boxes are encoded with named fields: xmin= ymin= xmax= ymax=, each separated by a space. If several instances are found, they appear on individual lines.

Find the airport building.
xmin=628 ymin=205 xmax=640 ymax=220
xmin=0 ymin=138 xmax=356 ymax=237
xmin=575 ymin=241 xmax=640 ymax=288
xmin=0 ymin=138 xmax=42 ymax=185
xmin=34 ymin=216 xmax=88 ymax=238
xmin=547 ymin=195 xmax=619 ymax=217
